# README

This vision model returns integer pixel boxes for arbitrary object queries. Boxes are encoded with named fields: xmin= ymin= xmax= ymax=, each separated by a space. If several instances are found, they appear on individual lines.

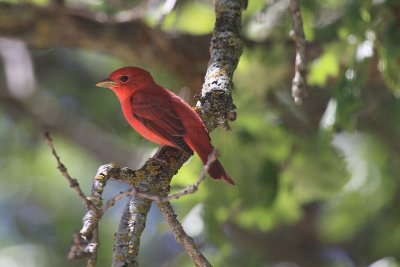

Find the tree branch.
xmin=43 ymin=132 xmax=101 ymax=266
xmin=111 ymin=146 xmax=191 ymax=267
xmin=44 ymin=132 xmax=158 ymax=266
xmin=289 ymin=0 xmax=307 ymax=104
xmin=0 ymin=92 xmax=144 ymax=166
xmin=109 ymin=0 xmax=245 ymax=265
xmin=112 ymin=196 xmax=151 ymax=267
xmin=43 ymin=136 xmax=189 ymax=266
xmin=157 ymin=201 xmax=212 ymax=267
xmin=79 ymin=150 xmax=215 ymax=267
xmin=43 ymin=132 xmax=98 ymax=212
xmin=156 ymin=1 xmax=245 ymax=266
xmin=97 ymin=0 xmax=245 ymax=265
xmin=103 ymin=151 xmax=217 ymax=207
xmin=196 ymin=0 xmax=244 ymax=130
xmin=41 ymin=0 xmax=245 ymax=265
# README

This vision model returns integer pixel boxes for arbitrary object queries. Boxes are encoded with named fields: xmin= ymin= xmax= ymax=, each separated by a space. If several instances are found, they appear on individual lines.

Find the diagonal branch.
xmin=44 ymin=132 xmax=101 ymax=266
xmin=43 ymin=132 xmax=98 ymax=212
xmin=158 ymin=201 xmax=212 ymax=267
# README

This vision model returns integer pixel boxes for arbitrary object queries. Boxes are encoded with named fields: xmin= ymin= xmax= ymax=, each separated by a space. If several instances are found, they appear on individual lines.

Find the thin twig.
xmin=43 ymin=132 xmax=101 ymax=266
xmin=43 ymin=132 xmax=97 ymax=212
xmin=43 ymin=1 xmax=244 ymax=266
xmin=158 ymin=201 xmax=212 ymax=267
xmin=103 ymin=151 xmax=217 ymax=211
xmin=289 ymin=0 xmax=307 ymax=104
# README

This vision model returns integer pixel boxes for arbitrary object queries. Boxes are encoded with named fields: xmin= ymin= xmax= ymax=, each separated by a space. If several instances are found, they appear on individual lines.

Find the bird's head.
xmin=96 ymin=67 xmax=155 ymax=96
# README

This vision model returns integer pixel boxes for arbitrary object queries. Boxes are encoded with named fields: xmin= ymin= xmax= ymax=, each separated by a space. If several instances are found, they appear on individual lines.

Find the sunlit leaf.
xmin=308 ymin=49 xmax=340 ymax=86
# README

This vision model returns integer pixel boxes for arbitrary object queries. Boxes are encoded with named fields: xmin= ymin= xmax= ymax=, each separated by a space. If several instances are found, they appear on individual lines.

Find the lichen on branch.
xmin=197 ymin=0 xmax=245 ymax=131
xmin=44 ymin=0 xmax=245 ymax=266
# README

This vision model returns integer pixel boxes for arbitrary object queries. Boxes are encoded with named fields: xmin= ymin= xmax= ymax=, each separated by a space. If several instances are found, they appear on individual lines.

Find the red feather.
xmin=97 ymin=67 xmax=234 ymax=185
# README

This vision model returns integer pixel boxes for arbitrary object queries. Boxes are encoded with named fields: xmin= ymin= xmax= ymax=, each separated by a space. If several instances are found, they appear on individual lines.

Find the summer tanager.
xmin=96 ymin=67 xmax=234 ymax=185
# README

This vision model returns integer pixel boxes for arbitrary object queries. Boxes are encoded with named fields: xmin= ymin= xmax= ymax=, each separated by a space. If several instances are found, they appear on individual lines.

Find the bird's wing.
xmin=131 ymin=91 xmax=192 ymax=153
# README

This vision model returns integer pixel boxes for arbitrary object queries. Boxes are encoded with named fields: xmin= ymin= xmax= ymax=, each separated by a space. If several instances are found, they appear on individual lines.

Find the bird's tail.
xmin=207 ymin=159 xmax=235 ymax=185
xmin=185 ymin=137 xmax=235 ymax=185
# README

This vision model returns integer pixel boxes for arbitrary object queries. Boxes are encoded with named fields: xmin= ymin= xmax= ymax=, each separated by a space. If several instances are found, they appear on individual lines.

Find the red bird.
xmin=96 ymin=67 xmax=234 ymax=185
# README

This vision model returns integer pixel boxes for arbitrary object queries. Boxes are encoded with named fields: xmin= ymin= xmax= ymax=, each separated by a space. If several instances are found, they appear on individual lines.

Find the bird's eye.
xmin=120 ymin=75 xmax=129 ymax=82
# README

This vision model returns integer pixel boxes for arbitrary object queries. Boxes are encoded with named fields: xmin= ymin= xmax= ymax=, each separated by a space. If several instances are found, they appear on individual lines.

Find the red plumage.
xmin=96 ymin=67 xmax=234 ymax=185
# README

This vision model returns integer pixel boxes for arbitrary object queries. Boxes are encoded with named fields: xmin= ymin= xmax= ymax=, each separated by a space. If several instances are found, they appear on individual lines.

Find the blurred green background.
xmin=1 ymin=0 xmax=400 ymax=266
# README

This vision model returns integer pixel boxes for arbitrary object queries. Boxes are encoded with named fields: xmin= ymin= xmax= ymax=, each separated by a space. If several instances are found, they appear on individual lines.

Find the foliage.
xmin=1 ymin=0 xmax=400 ymax=266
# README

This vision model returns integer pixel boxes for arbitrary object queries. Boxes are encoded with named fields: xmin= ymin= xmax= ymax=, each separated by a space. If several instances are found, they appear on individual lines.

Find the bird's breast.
xmin=120 ymin=99 xmax=175 ymax=146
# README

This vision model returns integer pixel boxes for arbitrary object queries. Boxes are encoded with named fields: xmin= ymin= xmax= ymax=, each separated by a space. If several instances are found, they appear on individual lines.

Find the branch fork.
xmin=44 ymin=132 xmax=214 ymax=267
xmin=44 ymin=0 xmax=245 ymax=266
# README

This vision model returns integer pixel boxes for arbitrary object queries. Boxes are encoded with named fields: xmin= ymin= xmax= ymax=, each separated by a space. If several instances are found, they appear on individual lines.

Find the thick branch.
xmin=111 ymin=146 xmax=191 ymax=267
xmin=105 ymin=151 xmax=216 ymax=205
xmin=110 ymin=0 xmax=245 ymax=265
xmin=196 ymin=0 xmax=244 ymax=130
xmin=153 ymin=1 xmax=245 ymax=266
xmin=63 ymin=146 xmax=191 ymax=266
xmin=112 ymin=197 xmax=151 ymax=267
xmin=38 ymin=0 xmax=245 ymax=265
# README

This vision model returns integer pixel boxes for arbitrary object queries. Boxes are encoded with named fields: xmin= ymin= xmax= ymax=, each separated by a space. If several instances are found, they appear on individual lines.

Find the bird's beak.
xmin=96 ymin=78 xmax=117 ymax=88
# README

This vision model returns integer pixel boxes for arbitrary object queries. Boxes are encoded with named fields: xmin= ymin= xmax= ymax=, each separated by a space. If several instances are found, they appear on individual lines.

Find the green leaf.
xmin=308 ymin=49 xmax=340 ymax=86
